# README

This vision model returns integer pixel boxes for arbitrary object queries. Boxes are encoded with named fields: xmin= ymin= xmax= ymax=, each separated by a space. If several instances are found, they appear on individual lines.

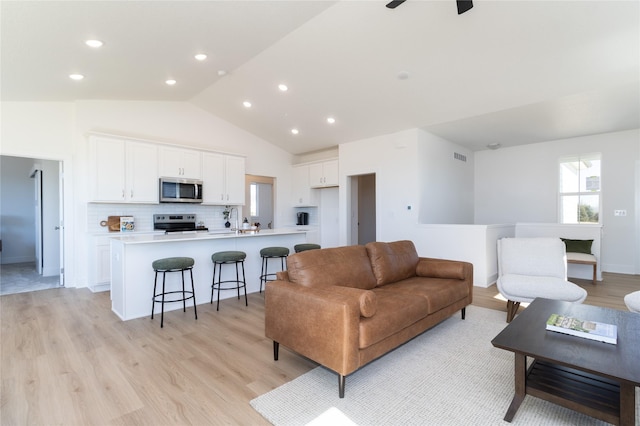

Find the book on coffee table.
xmin=546 ymin=313 xmax=617 ymax=344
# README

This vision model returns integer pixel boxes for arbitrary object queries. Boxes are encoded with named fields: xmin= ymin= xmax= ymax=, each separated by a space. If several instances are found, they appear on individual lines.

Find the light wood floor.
xmin=1 ymin=272 xmax=638 ymax=425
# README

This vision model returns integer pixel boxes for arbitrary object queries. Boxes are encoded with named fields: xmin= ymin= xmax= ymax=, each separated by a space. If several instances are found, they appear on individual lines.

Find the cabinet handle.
xmin=122 ymin=190 xmax=125 ymax=199
xmin=130 ymin=190 xmax=133 ymax=198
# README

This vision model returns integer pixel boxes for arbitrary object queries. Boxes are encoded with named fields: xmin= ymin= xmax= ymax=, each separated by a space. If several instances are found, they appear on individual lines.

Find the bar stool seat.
xmin=211 ymin=251 xmax=247 ymax=311
xmin=151 ymin=256 xmax=197 ymax=328
xmin=260 ymin=246 xmax=289 ymax=292
xmin=294 ymin=243 xmax=321 ymax=253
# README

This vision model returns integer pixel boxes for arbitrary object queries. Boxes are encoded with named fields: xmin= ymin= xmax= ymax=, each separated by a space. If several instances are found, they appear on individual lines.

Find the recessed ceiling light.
xmin=217 ymin=70 xmax=227 ymax=76
xmin=165 ymin=79 xmax=177 ymax=85
xmin=326 ymin=117 xmax=336 ymax=124
xmin=69 ymin=74 xmax=84 ymax=80
xmin=397 ymin=71 xmax=410 ymax=80
xmin=194 ymin=54 xmax=207 ymax=61
xmin=291 ymin=128 xmax=299 ymax=135
xmin=487 ymin=143 xmax=501 ymax=150
xmin=243 ymin=101 xmax=252 ymax=108
xmin=85 ymin=39 xmax=103 ymax=48
xmin=278 ymin=84 xmax=288 ymax=92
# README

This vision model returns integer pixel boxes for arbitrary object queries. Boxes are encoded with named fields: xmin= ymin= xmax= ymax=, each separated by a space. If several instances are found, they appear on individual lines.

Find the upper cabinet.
xmin=202 ymin=153 xmax=246 ymax=205
xmin=309 ymin=159 xmax=338 ymax=188
xmin=158 ymin=146 xmax=202 ymax=179
xmin=292 ymin=164 xmax=317 ymax=206
xmin=89 ymin=135 xmax=158 ymax=203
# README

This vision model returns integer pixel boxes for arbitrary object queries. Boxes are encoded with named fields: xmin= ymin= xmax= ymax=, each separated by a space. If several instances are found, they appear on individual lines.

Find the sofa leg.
xmin=461 ymin=307 xmax=466 ymax=320
xmin=273 ymin=341 xmax=279 ymax=361
xmin=506 ymin=300 xmax=520 ymax=323
xmin=338 ymin=375 xmax=345 ymax=398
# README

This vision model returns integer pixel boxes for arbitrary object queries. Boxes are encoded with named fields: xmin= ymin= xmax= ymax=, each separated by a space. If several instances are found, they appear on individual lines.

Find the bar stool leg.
xmin=160 ymin=271 xmax=166 ymax=328
xmin=235 ymin=261 xmax=241 ymax=299
xmin=181 ymin=269 xmax=187 ymax=312
xmin=189 ymin=268 xmax=197 ymax=320
xmin=241 ymin=261 xmax=248 ymax=306
xmin=151 ymin=270 xmax=159 ymax=321
xmin=211 ymin=262 xmax=218 ymax=304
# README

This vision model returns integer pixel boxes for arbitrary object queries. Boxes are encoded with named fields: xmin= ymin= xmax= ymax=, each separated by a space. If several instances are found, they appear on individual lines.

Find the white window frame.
xmin=558 ymin=153 xmax=602 ymax=224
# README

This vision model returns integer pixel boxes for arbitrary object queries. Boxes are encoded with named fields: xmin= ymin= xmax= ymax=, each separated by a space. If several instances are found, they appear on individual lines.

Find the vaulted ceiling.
xmin=2 ymin=1 xmax=638 ymax=154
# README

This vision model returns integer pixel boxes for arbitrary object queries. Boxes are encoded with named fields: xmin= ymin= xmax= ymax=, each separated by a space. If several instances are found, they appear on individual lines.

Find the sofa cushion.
xmin=286 ymin=245 xmax=378 ymax=290
xmin=416 ymin=259 xmax=466 ymax=280
xmin=385 ymin=276 xmax=470 ymax=313
xmin=366 ymin=240 xmax=419 ymax=286
xmin=359 ymin=289 xmax=430 ymax=348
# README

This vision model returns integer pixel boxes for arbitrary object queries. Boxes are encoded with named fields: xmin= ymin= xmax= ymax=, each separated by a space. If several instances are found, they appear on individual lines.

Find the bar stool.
xmin=294 ymin=243 xmax=321 ymax=253
xmin=151 ymin=257 xmax=197 ymax=328
xmin=259 ymin=247 xmax=289 ymax=292
xmin=211 ymin=251 xmax=247 ymax=311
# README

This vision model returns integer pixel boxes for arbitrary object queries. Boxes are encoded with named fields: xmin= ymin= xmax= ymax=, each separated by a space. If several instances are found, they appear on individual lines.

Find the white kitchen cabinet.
xmin=309 ymin=159 xmax=338 ymax=188
xmin=292 ymin=164 xmax=317 ymax=206
xmin=89 ymin=135 xmax=158 ymax=203
xmin=89 ymin=235 xmax=112 ymax=293
xmin=202 ymin=153 xmax=246 ymax=205
xmin=158 ymin=146 xmax=202 ymax=179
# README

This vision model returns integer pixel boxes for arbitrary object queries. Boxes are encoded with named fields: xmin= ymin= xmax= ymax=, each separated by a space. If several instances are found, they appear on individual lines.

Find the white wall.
xmin=418 ymin=131 xmax=474 ymax=224
xmin=339 ymin=128 xmax=475 ymax=245
xmin=1 ymin=100 xmax=295 ymax=288
xmin=475 ymin=129 xmax=639 ymax=274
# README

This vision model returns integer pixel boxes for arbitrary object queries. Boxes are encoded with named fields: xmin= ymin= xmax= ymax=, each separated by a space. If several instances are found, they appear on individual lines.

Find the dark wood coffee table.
xmin=491 ymin=298 xmax=639 ymax=425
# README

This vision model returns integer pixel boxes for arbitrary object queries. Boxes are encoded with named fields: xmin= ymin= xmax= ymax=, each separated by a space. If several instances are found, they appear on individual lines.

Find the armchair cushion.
xmin=499 ymin=237 xmax=566 ymax=278
xmin=498 ymin=274 xmax=587 ymax=304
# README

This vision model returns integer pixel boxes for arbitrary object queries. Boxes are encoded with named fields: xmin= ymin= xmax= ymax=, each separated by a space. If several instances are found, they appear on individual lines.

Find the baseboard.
xmin=89 ymin=283 xmax=110 ymax=293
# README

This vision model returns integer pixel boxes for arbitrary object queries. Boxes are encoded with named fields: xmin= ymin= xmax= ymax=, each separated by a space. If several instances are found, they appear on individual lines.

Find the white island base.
xmin=110 ymin=230 xmax=307 ymax=321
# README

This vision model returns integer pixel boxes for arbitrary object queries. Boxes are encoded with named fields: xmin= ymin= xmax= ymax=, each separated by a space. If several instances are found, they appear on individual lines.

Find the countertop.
xmin=109 ymin=228 xmax=307 ymax=244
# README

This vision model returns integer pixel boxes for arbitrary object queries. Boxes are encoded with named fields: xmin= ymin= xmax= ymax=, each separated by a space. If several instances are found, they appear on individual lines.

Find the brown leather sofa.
xmin=265 ymin=240 xmax=473 ymax=397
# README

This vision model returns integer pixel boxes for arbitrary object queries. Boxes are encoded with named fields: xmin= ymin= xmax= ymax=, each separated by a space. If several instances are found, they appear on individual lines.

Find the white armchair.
xmin=497 ymin=237 xmax=587 ymax=322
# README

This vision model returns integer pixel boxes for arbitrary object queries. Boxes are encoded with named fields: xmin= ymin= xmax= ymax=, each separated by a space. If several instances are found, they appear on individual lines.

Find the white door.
xmin=58 ymin=161 xmax=64 ymax=286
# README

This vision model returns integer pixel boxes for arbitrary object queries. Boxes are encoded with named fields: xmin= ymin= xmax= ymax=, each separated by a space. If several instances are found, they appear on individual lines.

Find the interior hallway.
xmin=0 ymin=262 xmax=61 ymax=296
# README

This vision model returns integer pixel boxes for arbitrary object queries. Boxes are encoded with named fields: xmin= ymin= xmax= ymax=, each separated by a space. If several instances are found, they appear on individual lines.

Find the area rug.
xmin=251 ymin=305 xmax=639 ymax=425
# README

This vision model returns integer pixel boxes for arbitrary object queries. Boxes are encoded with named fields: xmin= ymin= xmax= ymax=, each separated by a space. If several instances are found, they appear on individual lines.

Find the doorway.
xmin=245 ymin=174 xmax=274 ymax=229
xmin=0 ymin=155 xmax=63 ymax=295
xmin=349 ymin=173 xmax=376 ymax=245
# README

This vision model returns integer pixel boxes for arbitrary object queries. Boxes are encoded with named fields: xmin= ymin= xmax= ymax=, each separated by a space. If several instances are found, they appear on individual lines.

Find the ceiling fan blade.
xmin=386 ymin=0 xmax=406 ymax=9
xmin=457 ymin=0 xmax=473 ymax=14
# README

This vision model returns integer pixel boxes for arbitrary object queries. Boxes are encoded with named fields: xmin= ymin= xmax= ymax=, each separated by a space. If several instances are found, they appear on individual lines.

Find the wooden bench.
xmin=566 ymin=252 xmax=597 ymax=284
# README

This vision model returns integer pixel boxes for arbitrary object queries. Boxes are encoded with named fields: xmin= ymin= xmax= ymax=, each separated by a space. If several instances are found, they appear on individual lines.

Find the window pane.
xmin=580 ymin=159 xmax=600 ymax=193
xmin=578 ymin=194 xmax=599 ymax=223
xmin=561 ymin=195 xmax=580 ymax=224
xmin=560 ymin=162 xmax=580 ymax=193
xmin=250 ymin=183 xmax=258 ymax=216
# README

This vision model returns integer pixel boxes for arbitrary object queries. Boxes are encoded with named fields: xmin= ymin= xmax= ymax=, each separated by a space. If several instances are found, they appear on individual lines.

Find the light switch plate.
xmin=614 ymin=210 xmax=627 ymax=216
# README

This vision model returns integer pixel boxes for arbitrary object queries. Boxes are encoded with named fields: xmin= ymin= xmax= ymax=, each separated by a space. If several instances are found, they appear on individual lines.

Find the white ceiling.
xmin=2 ymin=1 xmax=639 ymax=155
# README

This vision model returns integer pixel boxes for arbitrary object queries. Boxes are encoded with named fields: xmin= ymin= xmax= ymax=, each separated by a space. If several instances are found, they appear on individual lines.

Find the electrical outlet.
xmin=614 ymin=210 xmax=627 ymax=217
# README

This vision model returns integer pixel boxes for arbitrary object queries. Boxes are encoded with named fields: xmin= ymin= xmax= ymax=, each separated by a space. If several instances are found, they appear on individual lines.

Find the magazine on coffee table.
xmin=546 ymin=313 xmax=617 ymax=344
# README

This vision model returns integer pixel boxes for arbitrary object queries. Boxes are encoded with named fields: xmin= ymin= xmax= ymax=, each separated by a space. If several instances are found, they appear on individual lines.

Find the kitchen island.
xmin=110 ymin=229 xmax=307 ymax=321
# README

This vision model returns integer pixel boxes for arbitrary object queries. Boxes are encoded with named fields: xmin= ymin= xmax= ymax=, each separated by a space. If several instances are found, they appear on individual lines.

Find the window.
xmin=249 ymin=182 xmax=258 ymax=217
xmin=559 ymin=153 xmax=601 ymax=224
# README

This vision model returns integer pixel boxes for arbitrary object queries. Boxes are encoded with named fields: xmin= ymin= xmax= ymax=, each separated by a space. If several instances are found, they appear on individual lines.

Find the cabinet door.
xmin=323 ymin=159 xmax=339 ymax=187
xmin=96 ymin=243 xmax=111 ymax=284
xmin=292 ymin=165 xmax=313 ymax=205
xmin=225 ymin=156 xmax=246 ymax=205
xmin=158 ymin=147 xmax=202 ymax=179
xmin=181 ymin=149 xmax=202 ymax=179
xmin=127 ymin=141 xmax=158 ymax=203
xmin=309 ymin=163 xmax=325 ymax=188
xmin=90 ymin=136 xmax=126 ymax=202
xmin=201 ymin=153 xmax=226 ymax=204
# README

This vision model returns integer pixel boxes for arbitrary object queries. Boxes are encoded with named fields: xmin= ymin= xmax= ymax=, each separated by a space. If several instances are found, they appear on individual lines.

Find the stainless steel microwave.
xmin=159 ymin=177 xmax=203 ymax=203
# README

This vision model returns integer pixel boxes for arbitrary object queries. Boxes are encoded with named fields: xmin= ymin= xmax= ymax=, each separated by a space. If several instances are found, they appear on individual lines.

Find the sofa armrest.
xmin=265 ymin=280 xmax=363 ymax=376
xmin=416 ymin=257 xmax=473 ymax=282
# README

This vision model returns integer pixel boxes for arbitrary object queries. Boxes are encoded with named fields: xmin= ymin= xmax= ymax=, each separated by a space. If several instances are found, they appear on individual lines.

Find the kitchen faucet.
xmin=229 ymin=207 xmax=239 ymax=231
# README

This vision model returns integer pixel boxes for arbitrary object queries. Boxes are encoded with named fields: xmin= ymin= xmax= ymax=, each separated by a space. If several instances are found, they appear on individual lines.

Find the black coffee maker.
xmin=296 ymin=212 xmax=309 ymax=225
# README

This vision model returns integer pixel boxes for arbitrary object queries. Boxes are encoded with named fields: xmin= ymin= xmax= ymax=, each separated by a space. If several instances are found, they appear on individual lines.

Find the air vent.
xmin=454 ymin=152 xmax=467 ymax=162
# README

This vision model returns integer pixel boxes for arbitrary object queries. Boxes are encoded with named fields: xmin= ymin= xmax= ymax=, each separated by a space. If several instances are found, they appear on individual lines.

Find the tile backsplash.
xmin=87 ymin=203 xmax=241 ymax=233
